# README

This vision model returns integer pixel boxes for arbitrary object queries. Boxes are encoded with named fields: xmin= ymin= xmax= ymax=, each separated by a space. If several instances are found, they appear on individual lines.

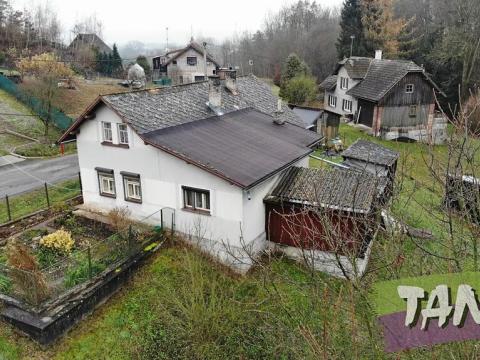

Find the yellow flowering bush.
xmin=40 ymin=229 xmax=75 ymax=254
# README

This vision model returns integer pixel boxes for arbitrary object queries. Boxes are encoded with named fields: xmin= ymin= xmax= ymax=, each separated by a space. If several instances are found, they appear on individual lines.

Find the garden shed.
xmin=264 ymin=166 xmax=380 ymax=277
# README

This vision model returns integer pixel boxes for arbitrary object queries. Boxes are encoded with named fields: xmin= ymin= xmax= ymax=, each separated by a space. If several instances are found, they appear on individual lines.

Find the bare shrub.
xmin=107 ymin=207 xmax=132 ymax=234
xmin=6 ymin=243 xmax=50 ymax=305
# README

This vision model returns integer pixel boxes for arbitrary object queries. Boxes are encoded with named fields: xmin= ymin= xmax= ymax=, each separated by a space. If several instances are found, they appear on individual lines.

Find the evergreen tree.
xmin=279 ymin=53 xmax=310 ymax=99
xmin=336 ymin=0 xmax=368 ymax=59
xmin=111 ymin=43 xmax=123 ymax=76
xmin=361 ymin=0 xmax=405 ymax=58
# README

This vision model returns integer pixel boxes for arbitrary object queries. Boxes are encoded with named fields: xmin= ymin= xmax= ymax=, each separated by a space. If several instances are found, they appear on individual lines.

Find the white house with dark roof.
xmin=60 ymin=74 xmax=322 ymax=272
xmin=320 ymin=52 xmax=448 ymax=144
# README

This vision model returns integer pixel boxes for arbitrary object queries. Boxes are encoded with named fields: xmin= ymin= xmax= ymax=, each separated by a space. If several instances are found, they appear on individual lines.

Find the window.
xmin=406 ymin=84 xmax=414 ymax=93
xmin=409 ymin=105 xmax=417 ymax=117
xmin=118 ymin=123 xmax=129 ymax=145
xmin=194 ymin=75 xmax=205 ymax=82
xmin=172 ymin=60 xmax=177 ymax=65
xmin=121 ymin=172 xmax=142 ymax=203
xmin=102 ymin=122 xmax=112 ymax=142
xmin=342 ymin=99 xmax=352 ymax=112
xmin=183 ymin=187 xmax=210 ymax=213
xmin=340 ymin=77 xmax=349 ymax=90
xmin=186 ymin=56 xmax=197 ymax=66
xmin=96 ymin=168 xmax=116 ymax=198
xmin=328 ymin=95 xmax=337 ymax=108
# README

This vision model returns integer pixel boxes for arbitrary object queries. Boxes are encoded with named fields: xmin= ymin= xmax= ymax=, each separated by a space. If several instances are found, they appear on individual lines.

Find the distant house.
xmin=68 ymin=33 xmax=112 ymax=55
xmin=59 ymin=74 xmax=324 ymax=273
xmin=152 ymin=39 xmax=220 ymax=85
xmin=320 ymin=51 xmax=447 ymax=144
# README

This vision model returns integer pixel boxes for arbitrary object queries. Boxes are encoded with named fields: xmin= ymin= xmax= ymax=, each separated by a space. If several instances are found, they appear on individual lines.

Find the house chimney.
xmin=375 ymin=50 xmax=383 ymax=60
xmin=208 ymin=75 xmax=222 ymax=109
xmin=203 ymin=42 xmax=208 ymax=79
xmin=273 ymin=99 xmax=285 ymax=125
xmin=225 ymin=70 xmax=238 ymax=95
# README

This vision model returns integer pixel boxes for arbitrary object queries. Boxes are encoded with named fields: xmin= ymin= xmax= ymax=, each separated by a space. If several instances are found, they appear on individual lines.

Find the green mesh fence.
xmin=0 ymin=75 xmax=73 ymax=130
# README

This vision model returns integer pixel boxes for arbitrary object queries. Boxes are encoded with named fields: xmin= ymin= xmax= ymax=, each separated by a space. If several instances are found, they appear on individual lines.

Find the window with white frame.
xmin=183 ymin=186 xmax=210 ymax=213
xmin=340 ymin=77 xmax=349 ymax=90
xmin=328 ymin=95 xmax=337 ymax=108
xmin=405 ymin=84 xmax=414 ymax=93
xmin=118 ymin=123 xmax=129 ymax=145
xmin=96 ymin=168 xmax=116 ymax=197
xmin=102 ymin=122 xmax=112 ymax=142
xmin=343 ymin=99 xmax=353 ymax=112
xmin=122 ymin=173 xmax=142 ymax=202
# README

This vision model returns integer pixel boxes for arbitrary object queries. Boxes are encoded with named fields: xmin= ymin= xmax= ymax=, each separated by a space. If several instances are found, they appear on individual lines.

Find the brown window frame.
xmin=96 ymin=167 xmax=116 ymax=198
xmin=121 ymin=172 xmax=142 ymax=203
xmin=182 ymin=186 xmax=211 ymax=214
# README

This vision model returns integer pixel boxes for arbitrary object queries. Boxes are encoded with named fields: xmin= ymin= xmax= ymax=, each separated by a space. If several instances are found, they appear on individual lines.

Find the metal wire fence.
xmin=0 ymin=75 xmax=73 ymax=130
xmin=0 ymin=177 xmax=81 ymax=225
xmin=0 ymin=221 xmax=162 ymax=307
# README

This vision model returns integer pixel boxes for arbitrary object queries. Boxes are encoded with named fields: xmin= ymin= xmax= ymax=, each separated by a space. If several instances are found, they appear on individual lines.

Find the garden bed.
xmin=0 ymin=210 xmax=164 ymax=344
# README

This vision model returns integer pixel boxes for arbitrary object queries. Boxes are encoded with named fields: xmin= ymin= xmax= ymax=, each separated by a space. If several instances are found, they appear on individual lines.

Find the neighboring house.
xmin=320 ymin=51 xmax=447 ymax=144
xmin=59 ymin=74 xmax=321 ymax=273
xmin=68 ymin=33 xmax=112 ymax=55
xmin=152 ymin=39 xmax=220 ymax=85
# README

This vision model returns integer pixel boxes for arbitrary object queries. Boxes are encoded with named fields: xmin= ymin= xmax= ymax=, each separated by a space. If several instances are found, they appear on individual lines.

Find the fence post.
xmin=78 ymin=171 xmax=83 ymax=196
xmin=171 ymin=213 xmax=175 ymax=237
xmin=128 ymin=225 xmax=134 ymax=254
xmin=5 ymin=195 xmax=11 ymax=222
xmin=87 ymin=247 xmax=92 ymax=280
xmin=44 ymin=182 xmax=50 ymax=208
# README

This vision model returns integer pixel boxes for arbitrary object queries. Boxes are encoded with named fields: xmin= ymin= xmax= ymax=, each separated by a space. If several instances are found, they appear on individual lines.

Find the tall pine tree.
xmin=336 ymin=0 xmax=368 ymax=59
xmin=111 ymin=44 xmax=123 ymax=76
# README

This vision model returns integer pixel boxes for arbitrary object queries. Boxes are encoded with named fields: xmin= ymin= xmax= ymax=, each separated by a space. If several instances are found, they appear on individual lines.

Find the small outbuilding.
xmin=264 ymin=166 xmax=379 ymax=278
xmin=341 ymin=139 xmax=399 ymax=202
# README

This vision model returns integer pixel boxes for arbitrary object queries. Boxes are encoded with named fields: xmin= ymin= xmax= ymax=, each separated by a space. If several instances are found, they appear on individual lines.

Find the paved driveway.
xmin=0 ymin=154 xmax=79 ymax=197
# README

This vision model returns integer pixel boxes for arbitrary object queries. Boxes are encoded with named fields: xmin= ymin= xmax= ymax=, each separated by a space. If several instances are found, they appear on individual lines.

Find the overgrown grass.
xmin=0 ymin=179 xmax=80 ymax=224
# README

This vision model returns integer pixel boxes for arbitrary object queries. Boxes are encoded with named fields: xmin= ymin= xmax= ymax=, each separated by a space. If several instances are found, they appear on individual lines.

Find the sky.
xmin=13 ymin=0 xmax=343 ymax=46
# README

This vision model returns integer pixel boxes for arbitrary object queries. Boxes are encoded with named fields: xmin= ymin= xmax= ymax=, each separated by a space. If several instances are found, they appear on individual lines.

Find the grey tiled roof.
xmin=346 ymin=59 xmax=423 ymax=102
xmin=339 ymin=57 xmax=373 ymax=79
xmin=319 ymin=75 xmax=337 ymax=91
xmin=341 ymin=139 xmax=399 ymax=167
xmin=102 ymin=75 xmax=304 ymax=134
xmin=291 ymin=106 xmax=322 ymax=129
xmin=268 ymin=166 xmax=378 ymax=213
xmin=142 ymin=109 xmax=321 ymax=189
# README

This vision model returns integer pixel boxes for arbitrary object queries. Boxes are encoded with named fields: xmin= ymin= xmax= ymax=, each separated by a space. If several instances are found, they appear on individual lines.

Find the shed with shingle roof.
xmin=264 ymin=166 xmax=379 ymax=254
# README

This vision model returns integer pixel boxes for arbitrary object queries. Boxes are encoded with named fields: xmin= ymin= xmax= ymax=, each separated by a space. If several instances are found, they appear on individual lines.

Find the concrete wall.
xmin=324 ymin=67 xmax=359 ymax=117
xmin=167 ymin=48 xmax=217 ymax=85
xmin=76 ymin=105 xmax=311 ymax=272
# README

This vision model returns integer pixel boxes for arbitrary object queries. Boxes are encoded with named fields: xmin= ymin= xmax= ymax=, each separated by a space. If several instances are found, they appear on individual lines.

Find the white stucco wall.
xmin=76 ymin=105 xmax=311 ymax=272
xmin=324 ymin=67 xmax=359 ymax=117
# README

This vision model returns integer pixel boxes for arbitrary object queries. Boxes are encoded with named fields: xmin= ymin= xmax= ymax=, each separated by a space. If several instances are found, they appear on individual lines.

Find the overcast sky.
xmin=13 ymin=0 xmax=343 ymax=46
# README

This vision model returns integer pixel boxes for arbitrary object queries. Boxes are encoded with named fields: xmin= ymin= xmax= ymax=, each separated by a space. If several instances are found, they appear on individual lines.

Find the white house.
xmin=152 ymin=39 xmax=220 ymax=84
xmin=60 ymin=74 xmax=320 ymax=272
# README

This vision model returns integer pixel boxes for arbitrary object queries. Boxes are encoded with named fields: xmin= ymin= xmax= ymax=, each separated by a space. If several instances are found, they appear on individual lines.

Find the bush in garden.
xmin=6 ymin=243 xmax=50 ymax=305
xmin=107 ymin=207 xmax=132 ymax=234
xmin=40 ymin=229 xmax=74 ymax=254
xmin=0 ymin=273 xmax=12 ymax=294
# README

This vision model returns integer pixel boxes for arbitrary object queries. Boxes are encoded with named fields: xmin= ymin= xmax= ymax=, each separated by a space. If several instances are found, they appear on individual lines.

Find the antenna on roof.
xmin=165 ymin=27 xmax=169 ymax=53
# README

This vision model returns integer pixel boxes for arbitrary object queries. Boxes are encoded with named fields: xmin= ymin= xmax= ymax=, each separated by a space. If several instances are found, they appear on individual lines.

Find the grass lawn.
xmin=0 ymin=179 xmax=80 ymax=224
xmin=0 ymin=125 xmax=479 ymax=359
xmin=20 ymin=77 xmax=126 ymax=119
